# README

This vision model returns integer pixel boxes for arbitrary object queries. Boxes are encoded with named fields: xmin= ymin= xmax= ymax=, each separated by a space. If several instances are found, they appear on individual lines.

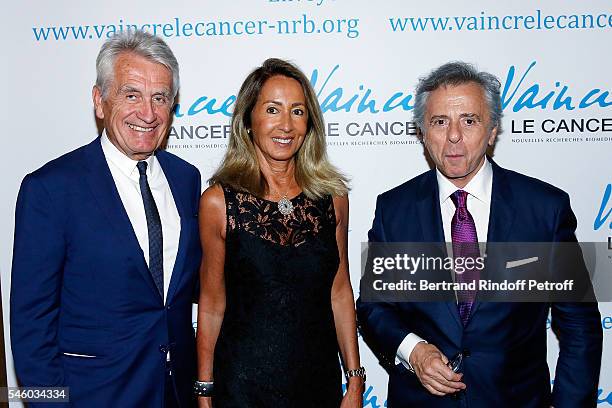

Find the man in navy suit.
xmin=357 ymin=62 xmax=602 ymax=407
xmin=11 ymin=31 xmax=201 ymax=407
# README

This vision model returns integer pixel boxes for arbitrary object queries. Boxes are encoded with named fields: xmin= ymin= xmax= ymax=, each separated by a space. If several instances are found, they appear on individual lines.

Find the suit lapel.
xmin=157 ymin=152 xmax=190 ymax=304
xmin=416 ymin=171 xmax=463 ymax=332
xmin=83 ymin=138 xmax=162 ymax=301
xmin=486 ymin=161 xmax=515 ymax=243
xmin=417 ymin=171 xmax=445 ymax=243
xmin=469 ymin=160 xmax=515 ymax=321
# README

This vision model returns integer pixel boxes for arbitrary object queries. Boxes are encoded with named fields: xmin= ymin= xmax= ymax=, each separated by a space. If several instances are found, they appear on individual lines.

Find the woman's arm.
xmin=331 ymin=195 xmax=364 ymax=405
xmin=196 ymin=185 xmax=227 ymax=406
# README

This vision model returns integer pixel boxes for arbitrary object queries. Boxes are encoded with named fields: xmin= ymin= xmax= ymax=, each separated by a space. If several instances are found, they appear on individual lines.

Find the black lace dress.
xmin=212 ymin=184 xmax=343 ymax=407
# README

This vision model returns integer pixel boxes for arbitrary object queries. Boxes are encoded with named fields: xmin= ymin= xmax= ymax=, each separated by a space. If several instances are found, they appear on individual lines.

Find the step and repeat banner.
xmin=2 ymin=1 xmax=611 ymax=405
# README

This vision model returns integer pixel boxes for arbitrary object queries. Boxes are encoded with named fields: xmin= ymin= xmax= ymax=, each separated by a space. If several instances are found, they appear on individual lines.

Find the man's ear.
xmin=488 ymin=126 xmax=498 ymax=146
xmin=417 ymin=127 xmax=425 ymax=141
xmin=92 ymin=86 xmax=104 ymax=120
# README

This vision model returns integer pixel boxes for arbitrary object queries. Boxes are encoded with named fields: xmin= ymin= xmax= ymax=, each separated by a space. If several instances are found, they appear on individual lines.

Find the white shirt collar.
xmin=100 ymin=131 xmax=157 ymax=179
xmin=437 ymin=157 xmax=493 ymax=205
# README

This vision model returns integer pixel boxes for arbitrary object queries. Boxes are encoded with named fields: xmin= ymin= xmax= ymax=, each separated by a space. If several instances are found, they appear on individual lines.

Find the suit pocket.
xmin=59 ymin=339 xmax=113 ymax=358
xmin=61 ymin=350 xmax=106 ymax=374
xmin=505 ymin=256 xmax=539 ymax=269
xmin=62 ymin=352 xmax=97 ymax=358
xmin=60 ymin=344 xmax=113 ymax=402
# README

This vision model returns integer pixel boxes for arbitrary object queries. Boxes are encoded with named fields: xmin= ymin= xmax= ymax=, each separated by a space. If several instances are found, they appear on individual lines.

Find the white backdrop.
xmin=2 ymin=1 xmax=611 ymax=405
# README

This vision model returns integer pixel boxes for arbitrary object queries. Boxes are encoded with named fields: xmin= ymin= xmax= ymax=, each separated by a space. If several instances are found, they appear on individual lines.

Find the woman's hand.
xmin=340 ymin=377 xmax=364 ymax=407
xmin=197 ymin=396 xmax=213 ymax=408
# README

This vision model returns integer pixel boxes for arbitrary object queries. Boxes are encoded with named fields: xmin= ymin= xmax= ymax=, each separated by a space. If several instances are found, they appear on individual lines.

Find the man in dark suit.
xmin=357 ymin=62 xmax=602 ymax=407
xmin=11 ymin=31 xmax=201 ymax=407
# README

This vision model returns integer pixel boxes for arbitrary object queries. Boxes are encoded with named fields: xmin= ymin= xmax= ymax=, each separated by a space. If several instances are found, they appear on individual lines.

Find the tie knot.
xmin=451 ymin=190 xmax=468 ymax=209
xmin=136 ymin=161 xmax=148 ymax=176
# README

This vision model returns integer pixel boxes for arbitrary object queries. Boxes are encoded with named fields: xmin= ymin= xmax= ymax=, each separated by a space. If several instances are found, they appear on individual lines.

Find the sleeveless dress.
xmin=212 ymin=184 xmax=343 ymax=407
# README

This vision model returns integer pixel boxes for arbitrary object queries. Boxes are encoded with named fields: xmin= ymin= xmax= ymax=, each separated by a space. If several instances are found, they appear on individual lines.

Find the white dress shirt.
xmin=101 ymin=132 xmax=180 ymax=304
xmin=396 ymin=158 xmax=493 ymax=370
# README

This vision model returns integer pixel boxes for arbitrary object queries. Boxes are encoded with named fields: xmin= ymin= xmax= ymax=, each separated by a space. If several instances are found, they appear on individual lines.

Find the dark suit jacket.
xmin=356 ymin=160 xmax=602 ymax=408
xmin=11 ymin=137 xmax=202 ymax=407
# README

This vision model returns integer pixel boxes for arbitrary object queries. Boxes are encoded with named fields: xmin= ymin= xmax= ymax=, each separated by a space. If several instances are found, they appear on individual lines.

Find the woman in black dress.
xmin=196 ymin=58 xmax=364 ymax=407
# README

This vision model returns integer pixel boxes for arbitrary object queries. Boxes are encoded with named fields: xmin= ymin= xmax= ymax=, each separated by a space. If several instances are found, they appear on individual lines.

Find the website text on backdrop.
xmin=196 ymin=58 xmax=364 ymax=407
xmin=10 ymin=30 xmax=202 ymax=407
xmin=356 ymin=62 xmax=602 ymax=408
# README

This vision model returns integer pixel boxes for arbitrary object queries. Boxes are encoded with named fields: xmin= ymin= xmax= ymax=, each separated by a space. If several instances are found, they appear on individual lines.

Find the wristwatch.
xmin=194 ymin=380 xmax=214 ymax=397
xmin=345 ymin=366 xmax=366 ymax=383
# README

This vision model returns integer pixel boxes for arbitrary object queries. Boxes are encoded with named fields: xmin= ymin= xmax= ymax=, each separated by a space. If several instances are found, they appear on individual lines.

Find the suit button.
xmin=159 ymin=345 xmax=168 ymax=353
xmin=462 ymin=348 xmax=471 ymax=357
xmin=166 ymin=305 xmax=171 ymax=310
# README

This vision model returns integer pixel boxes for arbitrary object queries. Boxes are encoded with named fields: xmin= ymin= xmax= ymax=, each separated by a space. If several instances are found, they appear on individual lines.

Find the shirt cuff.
xmin=395 ymin=333 xmax=427 ymax=371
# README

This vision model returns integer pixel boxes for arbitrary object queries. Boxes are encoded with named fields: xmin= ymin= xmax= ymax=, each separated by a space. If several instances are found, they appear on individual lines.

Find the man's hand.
xmin=409 ymin=342 xmax=466 ymax=396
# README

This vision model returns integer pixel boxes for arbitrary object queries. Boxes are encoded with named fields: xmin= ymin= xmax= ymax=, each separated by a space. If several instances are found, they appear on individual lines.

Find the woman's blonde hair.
xmin=209 ymin=58 xmax=349 ymax=199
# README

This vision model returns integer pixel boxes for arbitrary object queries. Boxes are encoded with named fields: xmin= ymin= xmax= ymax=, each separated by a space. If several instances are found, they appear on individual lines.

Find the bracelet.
xmin=194 ymin=380 xmax=214 ymax=397
xmin=345 ymin=366 xmax=366 ymax=383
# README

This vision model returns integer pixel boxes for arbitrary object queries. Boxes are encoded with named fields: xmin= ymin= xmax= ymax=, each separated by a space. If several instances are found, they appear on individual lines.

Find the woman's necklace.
xmin=271 ymin=187 xmax=294 ymax=215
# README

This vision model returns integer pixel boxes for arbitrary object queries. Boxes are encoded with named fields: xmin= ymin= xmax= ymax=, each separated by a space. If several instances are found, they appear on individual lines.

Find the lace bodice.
xmin=213 ymin=184 xmax=343 ymax=407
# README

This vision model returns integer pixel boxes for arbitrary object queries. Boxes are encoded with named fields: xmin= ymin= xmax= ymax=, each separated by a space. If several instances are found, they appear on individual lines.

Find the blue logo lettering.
xmin=340 ymin=379 xmax=612 ymax=405
xmin=598 ymin=387 xmax=612 ymax=405
xmin=594 ymin=184 xmax=612 ymax=231
xmin=174 ymin=61 xmax=611 ymax=118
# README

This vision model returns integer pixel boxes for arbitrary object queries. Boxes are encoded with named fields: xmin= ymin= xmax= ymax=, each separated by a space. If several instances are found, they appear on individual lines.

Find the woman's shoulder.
xmin=200 ymin=183 xmax=226 ymax=213
xmin=331 ymin=193 xmax=348 ymax=207
xmin=331 ymin=194 xmax=348 ymax=226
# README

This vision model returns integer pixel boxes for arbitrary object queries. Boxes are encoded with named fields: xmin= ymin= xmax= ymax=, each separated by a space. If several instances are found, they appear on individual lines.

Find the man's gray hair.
xmin=95 ymin=30 xmax=179 ymax=101
xmin=413 ymin=61 xmax=502 ymax=134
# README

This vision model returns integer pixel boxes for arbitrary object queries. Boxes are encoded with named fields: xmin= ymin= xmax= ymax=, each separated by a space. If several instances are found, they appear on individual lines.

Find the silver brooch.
xmin=277 ymin=196 xmax=294 ymax=215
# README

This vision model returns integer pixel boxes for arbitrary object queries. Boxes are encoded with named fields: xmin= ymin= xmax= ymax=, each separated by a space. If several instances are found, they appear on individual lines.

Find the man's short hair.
xmin=413 ymin=61 xmax=502 ymax=134
xmin=95 ymin=30 xmax=179 ymax=101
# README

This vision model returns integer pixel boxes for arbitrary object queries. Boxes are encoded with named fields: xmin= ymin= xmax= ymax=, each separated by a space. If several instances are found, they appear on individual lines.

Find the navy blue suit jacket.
xmin=356 ymin=161 xmax=602 ymax=408
xmin=11 ymin=138 xmax=202 ymax=407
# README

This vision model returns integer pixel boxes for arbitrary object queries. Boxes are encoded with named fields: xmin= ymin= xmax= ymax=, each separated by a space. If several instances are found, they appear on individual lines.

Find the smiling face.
xmin=93 ymin=52 xmax=173 ymax=161
xmin=249 ymin=75 xmax=309 ymax=165
xmin=422 ymin=82 xmax=497 ymax=188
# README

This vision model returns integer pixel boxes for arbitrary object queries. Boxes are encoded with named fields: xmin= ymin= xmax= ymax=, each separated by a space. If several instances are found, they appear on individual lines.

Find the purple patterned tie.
xmin=450 ymin=190 xmax=480 ymax=326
